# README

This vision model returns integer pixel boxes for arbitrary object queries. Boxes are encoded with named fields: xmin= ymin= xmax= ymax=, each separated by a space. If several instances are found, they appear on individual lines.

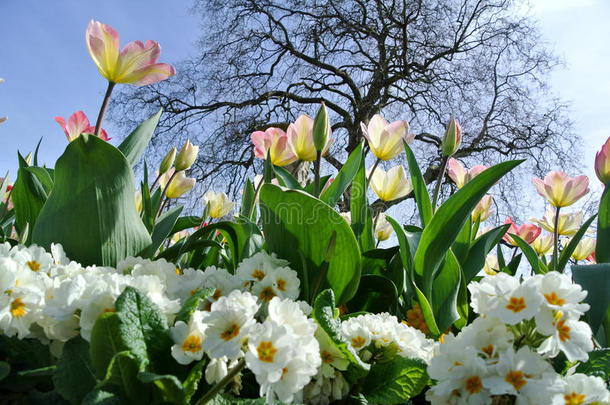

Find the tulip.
xmin=369 ymin=166 xmax=413 ymax=201
xmin=530 ymin=233 xmax=553 ymax=256
xmin=360 ymin=114 xmax=414 ymax=161
xmin=532 ymin=171 xmax=589 ymax=207
xmin=530 ymin=207 xmax=583 ymax=236
xmin=313 ymin=102 xmax=332 ymax=153
xmin=1 ymin=177 xmax=12 ymax=211
xmin=502 ymin=217 xmax=541 ymax=246
xmin=135 ymin=190 xmax=142 ymax=213
xmin=55 ymin=111 xmax=110 ymax=142
xmin=165 ymin=171 xmax=195 ymax=199
xmin=375 ymin=212 xmax=394 ymax=241
xmin=175 ymin=140 xmax=199 ymax=172
xmin=472 ymin=195 xmax=494 ymax=222
xmin=562 ymin=237 xmax=596 ymax=261
xmin=203 ymin=190 xmax=235 ymax=218
xmin=86 ymin=20 xmax=176 ymax=86
xmin=441 ymin=117 xmax=462 ymax=157
xmin=595 ymin=137 xmax=610 ymax=185
xmin=483 ymin=254 xmax=499 ymax=275
xmin=447 ymin=158 xmax=488 ymax=189
xmin=158 ymin=168 xmax=175 ymax=189
xmin=251 ymin=127 xmax=297 ymax=166
xmin=287 ymin=114 xmax=332 ymax=161
xmin=586 ymin=252 xmax=596 ymax=264
xmin=159 ymin=147 xmax=177 ymax=175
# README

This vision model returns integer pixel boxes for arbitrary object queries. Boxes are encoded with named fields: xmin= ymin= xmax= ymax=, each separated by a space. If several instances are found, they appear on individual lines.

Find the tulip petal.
xmin=86 ymin=20 xmax=120 ymax=80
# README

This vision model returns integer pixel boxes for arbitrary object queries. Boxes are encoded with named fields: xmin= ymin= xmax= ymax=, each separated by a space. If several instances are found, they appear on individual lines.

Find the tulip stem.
xmin=314 ymin=151 xmax=322 ymax=196
xmin=156 ymin=171 xmax=178 ymax=220
xmin=552 ymin=206 xmax=561 ymax=272
xmin=431 ymin=156 xmax=449 ymax=212
xmin=94 ymin=81 xmax=116 ymax=137
xmin=196 ymin=357 xmax=246 ymax=405
xmin=366 ymin=158 xmax=381 ymax=187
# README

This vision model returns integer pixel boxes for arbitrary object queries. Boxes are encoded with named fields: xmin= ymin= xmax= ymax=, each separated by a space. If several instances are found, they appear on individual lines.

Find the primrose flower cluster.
xmin=427 ymin=272 xmax=609 ymax=404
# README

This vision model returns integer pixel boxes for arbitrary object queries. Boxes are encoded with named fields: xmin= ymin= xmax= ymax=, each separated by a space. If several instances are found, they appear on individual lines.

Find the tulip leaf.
xmin=572 ymin=264 xmax=610 ymax=337
xmin=557 ymin=214 xmax=596 ymax=271
xmin=171 ymin=216 xmax=202 ymax=234
xmin=240 ymin=178 xmax=256 ymax=220
xmin=320 ymin=142 xmax=363 ymax=207
xmin=431 ymin=250 xmax=463 ymax=333
xmin=143 ymin=205 xmax=183 ymax=258
xmin=347 ymin=274 xmax=398 ymax=313
xmin=24 ymin=166 xmax=54 ymax=194
xmin=273 ymin=166 xmax=303 ymax=190
xmin=261 ymin=184 xmax=361 ymax=304
xmin=350 ymin=156 xmax=375 ymax=252
xmin=32 ymin=134 xmax=152 ymax=267
xmin=597 ymin=186 xmax=610 ymax=263
xmin=452 ymin=217 xmax=472 ymax=264
xmin=461 ymin=224 xmax=509 ymax=282
xmin=205 ymin=219 xmax=264 ymax=269
xmin=118 ymin=108 xmax=162 ymax=167
xmin=12 ymin=155 xmax=49 ymax=242
xmin=413 ymin=160 xmax=523 ymax=297
xmin=403 ymin=141 xmax=433 ymax=227
xmin=304 ymin=175 xmax=331 ymax=195
xmin=511 ymin=234 xmax=544 ymax=275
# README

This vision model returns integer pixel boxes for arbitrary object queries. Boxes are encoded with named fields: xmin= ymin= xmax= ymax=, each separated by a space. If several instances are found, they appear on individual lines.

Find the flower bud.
xmin=313 ymin=102 xmax=331 ymax=153
xmin=175 ymin=139 xmax=199 ymax=172
xmin=441 ymin=117 xmax=461 ymax=157
xmin=595 ymin=137 xmax=610 ymax=185
xmin=375 ymin=213 xmax=394 ymax=241
xmin=159 ymin=147 xmax=177 ymax=175
xmin=166 ymin=171 xmax=195 ymax=199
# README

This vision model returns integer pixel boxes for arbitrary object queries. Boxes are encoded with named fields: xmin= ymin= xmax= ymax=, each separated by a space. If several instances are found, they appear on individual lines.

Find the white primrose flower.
xmin=427 ymin=334 xmax=483 ymax=381
xmin=315 ymin=327 xmax=349 ymax=378
xmin=205 ymin=356 xmax=229 ymax=384
xmin=44 ymin=274 xmax=88 ymax=321
xmin=266 ymin=267 xmax=300 ymax=300
xmin=303 ymin=367 xmax=350 ymax=405
xmin=10 ymin=244 xmax=55 ymax=274
xmin=78 ymin=274 xmax=127 ymax=341
xmin=235 ymin=251 xmax=290 ymax=289
xmin=340 ymin=317 xmax=372 ymax=352
xmin=166 ymin=267 xmax=207 ymax=302
xmin=535 ymin=309 xmax=593 ymax=362
xmin=468 ymin=272 xmax=520 ymax=315
xmin=0 ymin=287 xmax=44 ymax=338
xmin=200 ymin=266 xmax=242 ymax=308
xmin=128 ymin=274 xmax=181 ymax=319
xmin=457 ymin=316 xmax=514 ymax=361
xmin=201 ymin=290 xmax=259 ymax=359
xmin=482 ymin=346 xmax=562 ymax=403
xmin=0 ymin=242 xmax=12 ymax=257
xmin=170 ymin=311 xmax=206 ymax=365
xmin=536 ymin=272 xmax=589 ymax=317
xmin=393 ymin=321 xmax=436 ymax=363
xmin=551 ymin=373 xmax=610 ymax=405
xmin=251 ymin=275 xmax=280 ymax=303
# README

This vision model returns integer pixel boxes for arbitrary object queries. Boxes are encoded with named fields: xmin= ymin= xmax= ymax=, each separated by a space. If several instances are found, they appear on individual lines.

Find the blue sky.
xmin=1 ymin=0 xmax=609 ymax=194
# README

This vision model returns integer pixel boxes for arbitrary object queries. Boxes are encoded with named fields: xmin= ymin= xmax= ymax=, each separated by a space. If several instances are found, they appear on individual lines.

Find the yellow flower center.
xmin=27 ymin=260 xmax=40 ymax=271
xmin=321 ymin=350 xmax=334 ymax=364
xmin=182 ymin=335 xmax=202 ymax=353
xmin=556 ymin=319 xmax=571 ymax=342
xmin=258 ymin=287 xmax=276 ymax=302
xmin=544 ymin=291 xmax=565 ymax=306
xmin=220 ymin=323 xmax=240 ymax=341
xmin=481 ymin=345 xmax=494 ymax=358
xmin=175 ymin=267 xmax=181 ymax=275
xmin=465 ymin=376 xmax=483 ymax=394
xmin=10 ymin=298 xmax=26 ymax=318
xmin=506 ymin=296 xmax=527 ymax=313
xmin=276 ymin=278 xmax=286 ymax=291
xmin=251 ymin=269 xmax=265 ymax=281
xmin=103 ymin=307 xmax=115 ymax=313
xmin=351 ymin=336 xmax=366 ymax=349
xmin=212 ymin=289 xmax=222 ymax=300
xmin=564 ymin=392 xmax=585 ymax=405
xmin=257 ymin=341 xmax=277 ymax=362
xmin=505 ymin=370 xmax=527 ymax=391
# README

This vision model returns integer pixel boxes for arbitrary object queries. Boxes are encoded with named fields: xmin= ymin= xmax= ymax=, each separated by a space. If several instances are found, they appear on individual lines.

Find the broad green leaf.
xmin=350 ymin=156 xmax=375 ymax=252
xmin=452 ymin=217 xmax=471 ymax=264
xmin=53 ymin=337 xmax=97 ymax=405
xmin=33 ymin=134 xmax=152 ymax=266
xmin=572 ymin=264 xmax=610 ymax=336
xmin=361 ymin=356 xmax=429 ymax=404
xmin=403 ymin=141 xmax=432 ymax=227
xmin=461 ymin=224 xmax=509 ymax=283
xmin=81 ymin=389 xmax=121 ymax=405
xmin=89 ymin=312 xmax=126 ymax=380
xmin=0 ymin=335 xmax=51 ymax=369
xmin=558 ymin=214 xmax=596 ymax=271
xmin=171 ymin=216 xmax=202 ymax=234
xmin=575 ymin=348 xmax=609 ymax=380
xmin=118 ymin=108 xmax=162 ymax=167
xmin=98 ymin=351 xmax=148 ymax=403
xmin=312 ymin=290 xmax=369 ymax=382
xmin=361 ymin=247 xmax=404 ymax=294
xmin=175 ymin=287 xmax=215 ymax=323
xmin=25 ymin=166 xmax=53 ymax=194
xmin=597 ymin=186 xmax=610 ymax=263
xmin=431 ymin=250 xmax=463 ymax=332
xmin=347 ymin=274 xmax=397 ymax=313
xmin=183 ymin=359 xmax=206 ymax=402
xmin=413 ymin=160 xmax=523 ymax=297
xmin=320 ymin=142 xmax=363 ymax=207
xmin=12 ymin=156 xmax=48 ymax=240
xmin=261 ymin=184 xmax=361 ymax=304
xmin=142 ymin=205 xmax=183 ymax=258
xmin=511 ymin=234 xmax=544 ymax=275
xmin=0 ymin=361 xmax=10 ymax=381
xmin=304 ymin=175 xmax=331 ymax=195
xmin=206 ymin=219 xmax=264 ymax=269
xmin=137 ymin=372 xmax=186 ymax=404
xmin=240 ymin=178 xmax=256 ymax=220
xmin=273 ymin=166 xmax=303 ymax=190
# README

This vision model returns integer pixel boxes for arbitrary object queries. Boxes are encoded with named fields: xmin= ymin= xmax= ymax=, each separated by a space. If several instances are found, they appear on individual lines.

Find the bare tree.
xmin=110 ymin=0 xmax=578 ymax=217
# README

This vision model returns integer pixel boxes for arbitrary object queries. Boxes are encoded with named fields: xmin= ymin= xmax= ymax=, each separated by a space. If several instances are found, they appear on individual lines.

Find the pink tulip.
xmin=54 ymin=111 xmax=110 ymax=142
xmin=251 ymin=127 xmax=297 ymax=167
xmin=360 ymin=114 xmax=413 ymax=161
xmin=595 ymin=137 xmax=610 ymax=185
xmin=86 ymin=20 xmax=176 ymax=85
xmin=532 ymin=171 xmax=589 ymax=207
xmin=447 ymin=158 xmax=489 ymax=189
xmin=441 ymin=117 xmax=462 ymax=157
xmin=503 ymin=217 xmax=541 ymax=246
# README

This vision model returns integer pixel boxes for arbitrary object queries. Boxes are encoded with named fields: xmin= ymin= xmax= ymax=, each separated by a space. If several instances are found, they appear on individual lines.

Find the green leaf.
xmin=171 ymin=216 xmax=202 ymax=234
xmin=98 ymin=351 xmax=148 ymax=403
xmin=558 ymin=214 xmax=596 ymax=271
xmin=89 ymin=312 xmax=126 ymax=380
xmin=572 ymin=264 xmax=610 ymax=336
xmin=53 ymin=337 xmax=97 ymax=405
xmin=347 ymin=274 xmax=397 ymax=313
xmin=0 ymin=361 xmax=10 ymax=381
xmin=261 ymin=184 xmax=361 ymax=304
xmin=431 ymin=250 xmax=463 ymax=332
xmin=273 ymin=166 xmax=303 ymax=190
xmin=403 ymin=141 xmax=433 ymax=227
xmin=461 ymin=224 xmax=509 ymax=283
xmin=183 ymin=359 xmax=206 ymax=402
xmin=304 ymin=175 xmax=331 ymax=195
xmin=143 ymin=205 xmax=183 ymax=258
xmin=81 ymin=389 xmax=121 ymax=405
xmin=137 ymin=372 xmax=186 ymax=404
xmin=312 ymin=290 xmax=369 ymax=382
xmin=206 ymin=219 xmax=264 ymax=269
xmin=12 ymin=158 xmax=48 ymax=241
xmin=575 ymin=348 xmax=609 ymax=380
xmin=350 ymin=155 xmax=375 ymax=252
xmin=25 ymin=166 xmax=54 ymax=194
xmin=175 ymin=287 xmax=215 ymax=324
xmin=597 ymin=186 xmax=610 ymax=263
xmin=452 ymin=217 xmax=471 ymax=265
xmin=511 ymin=234 xmax=544 ymax=275
xmin=33 ymin=134 xmax=152 ymax=266
xmin=361 ymin=356 xmax=429 ymax=404
xmin=240 ymin=178 xmax=256 ymax=220
xmin=320 ymin=142 xmax=363 ymax=207
xmin=118 ymin=108 xmax=162 ymax=167
xmin=413 ymin=160 xmax=523 ymax=297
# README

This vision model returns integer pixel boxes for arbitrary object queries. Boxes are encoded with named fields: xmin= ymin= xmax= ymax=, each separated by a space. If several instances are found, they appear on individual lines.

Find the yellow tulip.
xmin=166 ymin=171 xmax=195 ymax=199
xmin=369 ymin=166 xmax=413 ymax=201
xmin=175 ymin=140 xmax=199 ymax=172
xmin=375 ymin=213 xmax=394 ymax=241
xmin=203 ymin=190 xmax=235 ymax=218
xmin=472 ymin=195 xmax=494 ymax=222
xmin=360 ymin=114 xmax=414 ymax=161
xmin=530 ymin=207 xmax=583 ymax=236
xmin=531 ymin=233 xmax=553 ymax=256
